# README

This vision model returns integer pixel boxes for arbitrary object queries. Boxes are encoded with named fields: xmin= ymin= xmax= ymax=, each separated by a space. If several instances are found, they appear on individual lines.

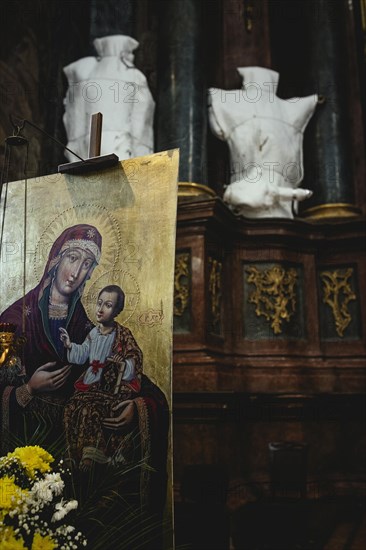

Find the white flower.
xmin=29 ymin=472 xmax=65 ymax=506
xmin=51 ymin=499 xmax=78 ymax=522
xmin=52 ymin=511 xmax=63 ymax=522
xmin=44 ymin=472 xmax=64 ymax=495
xmin=55 ymin=524 xmax=75 ymax=536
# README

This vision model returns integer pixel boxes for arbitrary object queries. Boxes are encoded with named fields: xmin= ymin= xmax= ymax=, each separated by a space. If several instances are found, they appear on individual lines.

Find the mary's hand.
xmin=102 ymin=399 xmax=135 ymax=431
xmin=27 ymin=362 xmax=72 ymax=394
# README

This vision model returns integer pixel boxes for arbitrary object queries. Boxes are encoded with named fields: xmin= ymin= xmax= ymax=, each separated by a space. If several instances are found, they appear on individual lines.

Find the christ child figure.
xmin=60 ymin=284 xmax=143 ymax=470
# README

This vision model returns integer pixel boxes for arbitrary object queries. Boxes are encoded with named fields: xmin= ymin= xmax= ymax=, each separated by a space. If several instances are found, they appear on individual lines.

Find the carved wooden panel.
xmin=174 ymin=250 xmax=192 ymax=334
xmin=243 ymin=262 xmax=305 ymax=340
xmin=318 ymin=264 xmax=361 ymax=340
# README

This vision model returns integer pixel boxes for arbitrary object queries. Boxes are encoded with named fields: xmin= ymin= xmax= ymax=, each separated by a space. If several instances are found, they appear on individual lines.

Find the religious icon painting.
xmin=0 ymin=150 xmax=179 ymax=550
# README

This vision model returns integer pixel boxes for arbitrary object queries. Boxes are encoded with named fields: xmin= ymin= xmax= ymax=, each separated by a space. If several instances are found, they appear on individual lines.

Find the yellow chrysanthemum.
xmin=31 ymin=532 xmax=58 ymax=550
xmin=0 ymin=525 xmax=27 ymax=549
xmin=0 ymin=475 xmax=23 ymax=514
xmin=8 ymin=446 xmax=54 ymax=479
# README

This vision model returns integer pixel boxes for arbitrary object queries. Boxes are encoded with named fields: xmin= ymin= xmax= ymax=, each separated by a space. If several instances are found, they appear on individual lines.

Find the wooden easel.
xmin=58 ymin=112 xmax=119 ymax=175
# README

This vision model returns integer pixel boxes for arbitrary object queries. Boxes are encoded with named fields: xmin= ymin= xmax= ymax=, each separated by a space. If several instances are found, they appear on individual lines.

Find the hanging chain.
xmin=0 ymin=143 xmax=12 ymax=266
xmin=22 ymin=142 xmax=30 ymax=336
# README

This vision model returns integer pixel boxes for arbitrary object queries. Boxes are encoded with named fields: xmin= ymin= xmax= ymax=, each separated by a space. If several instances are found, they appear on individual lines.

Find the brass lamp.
xmin=0 ymin=323 xmax=17 ymax=367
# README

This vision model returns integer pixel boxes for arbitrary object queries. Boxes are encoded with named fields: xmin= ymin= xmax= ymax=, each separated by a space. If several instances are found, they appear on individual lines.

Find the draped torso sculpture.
xmin=63 ymin=35 xmax=155 ymax=161
xmin=209 ymin=67 xmax=318 ymax=218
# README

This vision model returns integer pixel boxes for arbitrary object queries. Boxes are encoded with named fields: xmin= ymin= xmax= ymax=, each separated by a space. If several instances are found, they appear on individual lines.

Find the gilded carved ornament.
xmin=174 ymin=253 xmax=190 ymax=317
xmin=246 ymin=264 xmax=298 ymax=334
xmin=320 ymin=268 xmax=356 ymax=337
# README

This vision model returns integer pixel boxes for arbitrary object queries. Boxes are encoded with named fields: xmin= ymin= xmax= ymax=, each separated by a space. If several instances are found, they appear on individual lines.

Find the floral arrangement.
xmin=0 ymin=445 xmax=87 ymax=549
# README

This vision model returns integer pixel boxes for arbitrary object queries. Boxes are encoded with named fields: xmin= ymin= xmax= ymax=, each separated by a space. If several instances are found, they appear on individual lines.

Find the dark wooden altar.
xmin=173 ymin=198 xmax=366 ymax=501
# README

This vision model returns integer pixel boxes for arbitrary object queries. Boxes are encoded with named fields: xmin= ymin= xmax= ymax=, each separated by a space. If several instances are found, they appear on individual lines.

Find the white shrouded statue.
xmin=63 ymin=35 xmax=155 ymax=161
xmin=208 ymin=67 xmax=318 ymax=218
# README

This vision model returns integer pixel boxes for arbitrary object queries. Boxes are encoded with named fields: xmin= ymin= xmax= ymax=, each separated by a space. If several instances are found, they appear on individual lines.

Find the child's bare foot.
xmin=79 ymin=458 xmax=93 ymax=471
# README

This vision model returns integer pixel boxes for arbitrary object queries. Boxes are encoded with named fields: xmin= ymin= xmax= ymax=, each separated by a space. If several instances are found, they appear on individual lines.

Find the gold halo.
xmin=84 ymin=269 xmax=140 ymax=325
xmin=33 ymin=204 xmax=122 ymax=285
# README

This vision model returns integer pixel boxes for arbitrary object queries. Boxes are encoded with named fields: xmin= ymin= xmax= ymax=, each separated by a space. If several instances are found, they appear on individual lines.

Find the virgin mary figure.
xmin=0 ymin=224 xmax=102 ymax=446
